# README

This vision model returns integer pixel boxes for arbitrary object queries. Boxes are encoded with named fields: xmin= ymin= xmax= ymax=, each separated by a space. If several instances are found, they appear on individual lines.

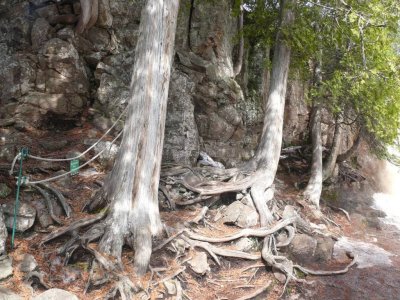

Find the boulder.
xmin=188 ymin=251 xmax=210 ymax=275
xmin=0 ymin=287 xmax=22 ymax=300
xmin=0 ymin=256 xmax=13 ymax=281
xmin=19 ymin=254 xmax=38 ymax=273
xmin=3 ymin=202 xmax=36 ymax=232
xmin=33 ymin=288 xmax=79 ymax=300
xmin=288 ymin=234 xmax=335 ymax=265
xmin=31 ymin=18 xmax=52 ymax=51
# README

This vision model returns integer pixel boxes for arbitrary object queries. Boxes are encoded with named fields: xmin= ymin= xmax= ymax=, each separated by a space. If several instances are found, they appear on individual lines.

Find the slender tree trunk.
xmin=90 ymin=0 xmax=179 ymax=275
xmin=336 ymin=127 xmax=362 ymax=163
xmin=76 ymin=0 xmax=99 ymax=34
xmin=233 ymin=0 xmax=244 ymax=77
xmin=262 ymin=45 xmax=271 ymax=112
xmin=323 ymin=115 xmax=343 ymax=180
xmin=246 ymin=0 xmax=295 ymax=226
xmin=304 ymin=105 xmax=323 ymax=208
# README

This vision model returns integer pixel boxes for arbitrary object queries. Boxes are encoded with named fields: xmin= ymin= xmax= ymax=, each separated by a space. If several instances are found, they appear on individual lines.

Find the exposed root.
xmin=175 ymin=195 xmax=212 ymax=206
xmin=153 ymin=229 xmax=186 ymax=252
xmin=276 ymin=225 xmax=295 ymax=248
xmin=182 ymin=236 xmax=261 ymax=264
xmin=159 ymin=184 xmax=176 ymax=210
xmin=37 ymin=183 xmax=72 ymax=217
xmin=40 ymin=210 xmax=107 ymax=245
xmin=31 ymin=184 xmax=63 ymax=225
xmin=294 ymin=255 xmax=357 ymax=276
xmin=234 ymin=280 xmax=271 ymax=300
xmin=186 ymin=217 xmax=297 ymax=243
xmin=190 ymin=206 xmax=208 ymax=224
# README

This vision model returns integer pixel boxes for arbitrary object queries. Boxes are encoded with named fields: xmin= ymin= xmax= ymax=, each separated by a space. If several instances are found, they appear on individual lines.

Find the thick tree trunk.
xmin=337 ymin=128 xmax=362 ymax=163
xmin=233 ymin=0 xmax=244 ymax=77
xmin=323 ymin=115 xmax=343 ymax=180
xmin=246 ymin=0 xmax=294 ymax=225
xmin=304 ymin=105 xmax=323 ymax=208
xmin=91 ymin=0 xmax=179 ymax=275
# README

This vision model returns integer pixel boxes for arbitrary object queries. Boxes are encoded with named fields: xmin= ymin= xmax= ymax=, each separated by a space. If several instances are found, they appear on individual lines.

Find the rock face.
xmin=2 ymin=202 xmax=36 ymax=232
xmin=0 ymin=0 xmax=360 ymax=168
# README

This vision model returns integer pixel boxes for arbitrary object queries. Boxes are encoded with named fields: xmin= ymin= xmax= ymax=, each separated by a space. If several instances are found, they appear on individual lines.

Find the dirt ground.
xmin=1 ymin=124 xmax=400 ymax=300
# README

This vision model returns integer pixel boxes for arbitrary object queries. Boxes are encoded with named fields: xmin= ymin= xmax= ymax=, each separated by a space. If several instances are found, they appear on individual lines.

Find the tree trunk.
xmin=90 ymin=0 xmax=180 ymax=275
xmin=336 ymin=128 xmax=362 ymax=163
xmin=304 ymin=105 xmax=323 ymax=208
xmin=246 ymin=0 xmax=294 ymax=226
xmin=76 ymin=0 xmax=98 ymax=34
xmin=323 ymin=115 xmax=343 ymax=180
xmin=262 ymin=45 xmax=271 ymax=112
xmin=233 ymin=0 xmax=244 ymax=77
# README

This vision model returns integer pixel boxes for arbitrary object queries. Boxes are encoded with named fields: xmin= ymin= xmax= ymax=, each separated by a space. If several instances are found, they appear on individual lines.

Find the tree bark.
xmin=336 ymin=128 xmax=362 ymax=163
xmin=246 ymin=0 xmax=295 ymax=225
xmin=323 ymin=115 xmax=343 ymax=180
xmin=89 ymin=0 xmax=180 ymax=275
xmin=233 ymin=0 xmax=244 ymax=77
xmin=76 ymin=0 xmax=99 ymax=34
xmin=262 ymin=45 xmax=271 ymax=112
xmin=304 ymin=105 xmax=323 ymax=208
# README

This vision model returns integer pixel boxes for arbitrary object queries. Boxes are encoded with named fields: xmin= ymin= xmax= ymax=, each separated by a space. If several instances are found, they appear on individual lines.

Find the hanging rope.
xmin=26 ymin=131 xmax=122 ymax=185
xmin=9 ymin=108 xmax=126 ymax=175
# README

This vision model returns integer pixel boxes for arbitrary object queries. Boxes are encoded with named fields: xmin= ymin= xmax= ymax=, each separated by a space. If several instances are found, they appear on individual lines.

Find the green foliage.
xmin=240 ymin=0 xmax=400 ymax=147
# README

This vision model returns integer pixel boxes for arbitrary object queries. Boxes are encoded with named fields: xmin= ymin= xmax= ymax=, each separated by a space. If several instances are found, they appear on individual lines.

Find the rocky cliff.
xmin=0 ymin=0 xmax=351 ymax=167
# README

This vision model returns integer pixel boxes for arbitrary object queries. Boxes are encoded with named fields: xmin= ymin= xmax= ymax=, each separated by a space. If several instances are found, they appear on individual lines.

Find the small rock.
xmin=0 ymin=256 xmax=13 ymax=280
xmin=234 ymin=238 xmax=254 ymax=252
xmin=3 ymin=202 xmax=36 ymax=232
xmin=33 ymin=288 xmax=79 ymax=300
xmin=273 ymin=269 xmax=286 ymax=283
xmin=0 ymin=184 xmax=11 ymax=198
xmin=221 ymin=201 xmax=243 ymax=224
xmin=164 ymin=279 xmax=178 ymax=295
xmin=288 ymin=234 xmax=317 ymax=265
xmin=188 ymin=252 xmax=210 ymax=275
xmin=62 ymin=266 xmax=81 ymax=284
xmin=222 ymin=201 xmax=258 ymax=228
xmin=236 ymin=193 xmax=244 ymax=200
xmin=93 ymin=140 xmax=119 ymax=168
xmin=236 ymin=205 xmax=259 ymax=228
xmin=92 ymin=116 xmax=112 ymax=131
xmin=0 ymin=287 xmax=22 ymax=300
xmin=19 ymin=254 xmax=38 ymax=273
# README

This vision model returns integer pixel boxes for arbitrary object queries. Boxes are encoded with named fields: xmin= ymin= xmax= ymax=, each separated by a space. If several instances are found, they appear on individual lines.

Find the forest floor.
xmin=1 ymin=122 xmax=400 ymax=300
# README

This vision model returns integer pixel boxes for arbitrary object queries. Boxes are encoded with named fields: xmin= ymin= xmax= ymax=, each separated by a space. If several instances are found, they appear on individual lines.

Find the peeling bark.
xmin=304 ymin=105 xmax=323 ymax=208
xmin=76 ymin=0 xmax=99 ymax=34
xmin=246 ymin=0 xmax=295 ymax=225
xmin=233 ymin=0 xmax=244 ymax=77
xmin=323 ymin=115 xmax=343 ymax=180
xmin=337 ymin=128 xmax=362 ymax=163
xmin=88 ymin=0 xmax=180 ymax=275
